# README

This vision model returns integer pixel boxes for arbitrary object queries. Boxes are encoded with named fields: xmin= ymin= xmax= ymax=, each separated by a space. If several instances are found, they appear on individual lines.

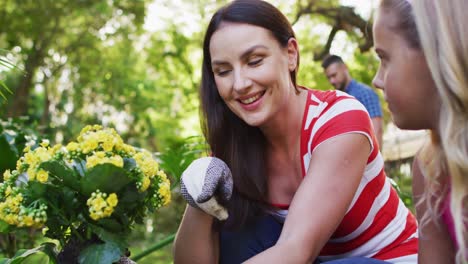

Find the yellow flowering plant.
xmin=0 ymin=125 xmax=171 ymax=264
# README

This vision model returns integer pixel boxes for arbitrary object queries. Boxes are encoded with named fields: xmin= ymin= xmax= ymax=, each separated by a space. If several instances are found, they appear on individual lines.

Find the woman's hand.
xmin=180 ymin=157 xmax=233 ymax=220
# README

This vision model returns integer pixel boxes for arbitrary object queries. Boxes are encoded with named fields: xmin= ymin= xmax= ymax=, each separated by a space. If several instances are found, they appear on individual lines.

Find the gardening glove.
xmin=180 ymin=157 xmax=233 ymax=221
xmin=118 ymin=256 xmax=136 ymax=264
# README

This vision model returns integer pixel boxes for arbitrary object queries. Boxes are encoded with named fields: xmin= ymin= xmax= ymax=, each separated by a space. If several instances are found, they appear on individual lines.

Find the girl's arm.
xmin=173 ymin=205 xmax=219 ymax=264
xmin=245 ymin=133 xmax=370 ymax=263
xmin=412 ymin=157 xmax=455 ymax=264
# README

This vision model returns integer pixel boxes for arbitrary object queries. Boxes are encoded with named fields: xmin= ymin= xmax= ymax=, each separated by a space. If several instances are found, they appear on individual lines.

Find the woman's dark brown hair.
xmin=200 ymin=0 xmax=299 ymax=229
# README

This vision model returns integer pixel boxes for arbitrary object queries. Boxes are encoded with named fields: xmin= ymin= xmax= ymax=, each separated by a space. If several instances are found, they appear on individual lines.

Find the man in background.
xmin=322 ymin=54 xmax=383 ymax=148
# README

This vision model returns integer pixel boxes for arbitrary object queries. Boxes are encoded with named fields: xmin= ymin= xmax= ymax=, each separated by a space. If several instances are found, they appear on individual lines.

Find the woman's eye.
xmin=214 ymin=69 xmax=231 ymax=76
xmin=248 ymin=57 xmax=263 ymax=66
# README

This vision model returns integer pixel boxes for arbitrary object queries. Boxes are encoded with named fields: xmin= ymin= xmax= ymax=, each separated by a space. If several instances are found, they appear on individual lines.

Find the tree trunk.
xmin=6 ymin=49 xmax=44 ymax=117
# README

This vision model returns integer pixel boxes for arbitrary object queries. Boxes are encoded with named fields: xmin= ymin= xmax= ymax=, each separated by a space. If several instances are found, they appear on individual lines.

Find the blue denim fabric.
xmin=321 ymin=257 xmax=391 ymax=263
xmin=219 ymin=214 xmax=282 ymax=264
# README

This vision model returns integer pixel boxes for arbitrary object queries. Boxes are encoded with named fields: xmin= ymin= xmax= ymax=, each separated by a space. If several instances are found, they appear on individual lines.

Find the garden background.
xmin=0 ymin=0 xmax=423 ymax=263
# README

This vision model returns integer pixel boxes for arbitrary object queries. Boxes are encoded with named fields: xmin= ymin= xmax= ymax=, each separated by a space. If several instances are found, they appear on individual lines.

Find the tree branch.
xmin=294 ymin=2 xmax=374 ymax=60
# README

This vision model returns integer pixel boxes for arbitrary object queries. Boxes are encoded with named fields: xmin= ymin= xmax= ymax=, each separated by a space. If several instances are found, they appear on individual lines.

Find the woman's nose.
xmin=233 ymin=69 xmax=252 ymax=93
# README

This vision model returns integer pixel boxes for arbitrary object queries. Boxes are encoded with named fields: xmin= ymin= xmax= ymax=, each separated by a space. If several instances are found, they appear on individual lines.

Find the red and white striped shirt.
xmin=273 ymin=89 xmax=418 ymax=263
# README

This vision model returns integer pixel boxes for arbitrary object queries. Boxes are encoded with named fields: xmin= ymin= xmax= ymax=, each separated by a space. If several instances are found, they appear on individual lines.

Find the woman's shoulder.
xmin=300 ymin=86 xmax=366 ymax=117
xmin=300 ymin=86 xmax=356 ymax=104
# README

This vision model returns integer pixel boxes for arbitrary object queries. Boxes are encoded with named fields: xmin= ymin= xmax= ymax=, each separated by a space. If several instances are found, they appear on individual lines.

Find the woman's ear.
xmin=287 ymin=38 xmax=299 ymax=72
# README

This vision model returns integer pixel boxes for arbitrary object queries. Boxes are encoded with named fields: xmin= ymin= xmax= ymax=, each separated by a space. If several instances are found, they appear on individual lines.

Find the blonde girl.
xmin=373 ymin=0 xmax=468 ymax=263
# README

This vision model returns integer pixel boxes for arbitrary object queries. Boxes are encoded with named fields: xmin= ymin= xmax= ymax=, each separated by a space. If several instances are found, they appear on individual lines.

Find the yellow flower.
xmin=5 ymin=186 xmax=12 ymax=196
xmin=34 ymin=147 xmax=52 ymax=162
xmin=90 ymin=212 xmax=100 ymax=221
xmin=24 ymin=152 xmax=39 ymax=166
xmin=106 ymin=193 xmax=118 ymax=207
xmin=16 ymin=159 xmax=23 ymax=171
xmin=109 ymin=155 xmax=123 ymax=168
xmin=40 ymin=140 xmax=50 ymax=148
xmin=91 ymin=197 xmax=106 ymax=211
xmin=117 ymin=144 xmax=135 ymax=155
xmin=79 ymin=125 xmax=93 ymax=138
xmin=157 ymin=170 xmax=168 ymax=181
xmin=135 ymin=151 xmax=159 ymax=178
xmin=102 ymin=140 xmax=114 ymax=152
xmin=103 ymin=207 xmax=114 ymax=216
xmin=4 ymin=214 xmax=18 ymax=225
xmin=86 ymin=155 xmax=99 ymax=169
xmin=23 ymin=145 xmax=31 ymax=153
xmin=36 ymin=169 xmax=49 ymax=183
xmin=140 ymin=176 xmax=150 ymax=192
xmin=66 ymin=142 xmax=79 ymax=152
xmin=3 ymin=170 xmax=11 ymax=181
xmin=87 ymin=190 xmax=118 ymax=220
xmin=50 ymin=144 xmax=63 ymax=155
xmin=22 ymin=215 xmax=35 ymax=227
xmin=81 ymin=137 xmax=98 ymax=154
xmin=158 ymin=180 xmax=171 ymax=206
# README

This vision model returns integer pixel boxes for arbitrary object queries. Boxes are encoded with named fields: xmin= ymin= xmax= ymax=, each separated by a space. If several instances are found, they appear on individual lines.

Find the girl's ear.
xmin=287 ymin=38 xmax=299 ymax=72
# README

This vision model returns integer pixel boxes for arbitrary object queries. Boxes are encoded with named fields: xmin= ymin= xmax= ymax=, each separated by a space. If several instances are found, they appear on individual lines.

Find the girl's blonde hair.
xmin=380 ymin=0 xmax=468 ymax=262
xmin=413 ymin=1 xmax=468 ymax=262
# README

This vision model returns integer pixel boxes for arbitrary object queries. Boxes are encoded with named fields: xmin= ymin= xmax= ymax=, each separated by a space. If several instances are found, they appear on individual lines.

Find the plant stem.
xmin=131 ymin=233 xmax=175 ymax=261
xmin=7 ymin=233 xmax=16 ymax=257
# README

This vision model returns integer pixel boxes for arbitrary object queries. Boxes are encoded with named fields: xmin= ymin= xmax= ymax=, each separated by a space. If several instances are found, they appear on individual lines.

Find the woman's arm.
xmin=173 ymin=205 xmax=219 ymax=264
xmin=412 ymin=157 xmax=455 ymax=264
xmin=245 ymin=133 xmax=370 ymax=263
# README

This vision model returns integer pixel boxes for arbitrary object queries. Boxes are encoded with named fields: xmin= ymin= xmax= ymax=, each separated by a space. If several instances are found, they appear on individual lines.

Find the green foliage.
xmin=0 ymin=118 xmax=38 ymax=175
xmin=0 ymin=49 xmax=20 ymax=101
xmin=157 ymin=135 xmax=208 ymax=188
xmin=0 ymin=242 xmax=58 ymax=264
xmin=127 ymin=136 xmax=207 ymax=263
xmin=78 ymin=241 xmax=120 ymax=264
xmin=0 ymin=125 xmax=171 ymax=263
xmin=386 ymin=161 xmax=414 ymax=212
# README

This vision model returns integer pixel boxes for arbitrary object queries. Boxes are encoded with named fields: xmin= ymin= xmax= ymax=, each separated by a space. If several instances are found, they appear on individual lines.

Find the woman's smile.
xmin=238 ymin=91 xmax=266 ymax=111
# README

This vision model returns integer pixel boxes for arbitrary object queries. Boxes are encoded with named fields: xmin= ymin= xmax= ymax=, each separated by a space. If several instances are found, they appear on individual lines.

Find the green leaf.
xmin=117 ymin=184 xmax=145 ymax=208
xmin=40 ymin=160 xmax=79 ymax=189
xmin=80 ymin=164 xmax=132 ymax=196
xmin=78 ymin=241 xmax=121 ymax=264
xmin=11 ymin=249 xmax=27 ymax=258
xmin=7 ymin=242 xmax=58 ymax=264
xmin=0 ymin=133 xmax=19 ymax=172
xmin=88 ymin=224 xmax=128 ymax=251
xmin=10 ymin=253 xmax=49 ymax=264
xmin=0 ymin=219 xmax=11 ymax=233
xmin=60 ymin=186 xmax=78 ymax=213
xmin=38 ymin=242 xmax=59 ymax=264
xmin=27 ymin=181 xmax=47 ymax=200
xmin=94 ymin=218 xmax=123 ymax=233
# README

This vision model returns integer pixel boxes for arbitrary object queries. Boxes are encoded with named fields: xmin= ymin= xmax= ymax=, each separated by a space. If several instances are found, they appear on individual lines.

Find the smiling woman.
xmin=173 ymin=1 xmax=418 ymax=263
xmin=209 ymin=23 xmax=298 ymax=127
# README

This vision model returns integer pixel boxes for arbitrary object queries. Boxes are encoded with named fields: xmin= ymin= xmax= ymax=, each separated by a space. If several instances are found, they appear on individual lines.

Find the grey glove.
xmin=180 ymin=157 xmax=233 ymax=220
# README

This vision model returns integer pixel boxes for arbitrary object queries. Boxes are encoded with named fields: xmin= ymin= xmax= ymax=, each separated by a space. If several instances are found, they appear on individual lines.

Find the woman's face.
xmin=209 ymin=22 xmax=298 ymax=128
xmin=372 ymin=8 xmax=440 ymax=130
